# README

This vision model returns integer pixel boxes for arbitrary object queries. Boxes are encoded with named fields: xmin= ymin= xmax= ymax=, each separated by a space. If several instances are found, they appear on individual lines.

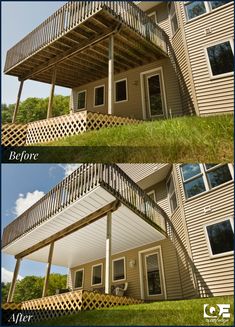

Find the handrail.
xmin=4 ymin=1 xmax=167 ymax=72
xmin=2 ymin=164 xmax=167 ymax=248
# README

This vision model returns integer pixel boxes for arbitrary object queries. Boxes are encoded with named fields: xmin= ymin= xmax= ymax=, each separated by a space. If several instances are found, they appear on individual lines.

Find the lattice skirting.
xmin=1 ymin=124 xmax=28 ymax=146
xmin=2 ymin=111 xmax=141 ymax=146
xmin=2 ymin=290 xmax=142 ymax=323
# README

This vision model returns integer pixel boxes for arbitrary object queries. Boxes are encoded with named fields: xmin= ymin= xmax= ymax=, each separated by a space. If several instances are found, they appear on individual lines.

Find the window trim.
xmin=74 ymin=268 xmax=84 ymax=289
xmin=148 ymin=11 xmax=157 ymax=23
xmin=114 ymin=78 xmax=128 ymax=103
xmin=184 ymin=1 xmax=232 ymax=23
xmin=94 ymin=85 xmax=105 ymax=108
xmin=77 ymin=90 xmax=87 ymax=110
xmin=91 ymin=263 xmax=103 ymax=286
xmin=204 ymin=38 xmax=234 ymax=80
xmin=166 ymin=173 xmax=178 ymax=215
xmin=181 ymin=164 xmax=234 ymax=201
xmin=168 ymin=2 xmax=179 ymax=37
xmin=147 ymin=190 xmax=156 ymax=202
xmin=112 ymin=257 xmax=126 ymax=282
xmin=204 ymin=217 xmax=234 ymax=259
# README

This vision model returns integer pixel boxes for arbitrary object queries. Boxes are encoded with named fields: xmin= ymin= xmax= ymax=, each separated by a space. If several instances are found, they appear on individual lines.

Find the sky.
xmin=1 ymin=164 xmax=80 ymax=282
xmin=1 ymin=1 xmax=70 ymax=105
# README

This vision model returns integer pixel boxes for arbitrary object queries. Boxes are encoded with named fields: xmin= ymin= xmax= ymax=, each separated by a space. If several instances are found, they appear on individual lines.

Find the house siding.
xmin=179 ymin=2 xmax=234 ymax=116
xmin=71 ymin=58 xmax=183 ymax=119
xmin=68 ymin=239 xmax=184 ymax=300
xmin=175 ymin=165 xmax=234 ymax=297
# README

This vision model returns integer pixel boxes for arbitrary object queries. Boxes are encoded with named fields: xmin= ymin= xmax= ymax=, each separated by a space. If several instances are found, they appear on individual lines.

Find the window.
xmin=94 ymin=85 xmax=105 ymax=107
xmin=91 ymin=264 xmax=102 ymax=286
xmin=185 ymin=1 xmax=206 ymax=20
xmin=168 ymin=2 xmax=179 ymax=35
xmin=205 ymin=218 xmax=234 ymax=257
xmin=112 ymin=257 xmax=126 ymax=282
xmin=115 ymin=79 xmax=128 ymax=103
xmin=77 ymin=90 xmax=86 ymax=110
xmin=206 ymin=40 xmax=234 ymax=77
xmin=167 ymin=175 xmax=178 ymax=213
xmin=148 ymin=11 xmax=157 ymax=23
xmin=181 ymin=164 xmax=233 ymax=199
xmin=147 ymin=190 xmax=156 ymax=201
xmin=74 ymin=269 xmax=84 ymax=288
xmin=185 ymin=1 xmax=232 ymax=21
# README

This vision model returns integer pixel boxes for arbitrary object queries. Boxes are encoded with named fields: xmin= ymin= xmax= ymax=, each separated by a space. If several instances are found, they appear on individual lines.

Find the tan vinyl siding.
xmin=69 ymin=239 xmax=184 ymax=300
xmin=71 ymin=58 xmax=183 ymax=119
xmin=175 ymin=165 xmax=234 ymax=297
xmin=180 ymin=2 xmax=234 ymax=115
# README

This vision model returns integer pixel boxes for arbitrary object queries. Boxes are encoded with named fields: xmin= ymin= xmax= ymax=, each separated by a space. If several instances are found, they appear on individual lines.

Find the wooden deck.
xmin=1 ymin=111 xmax=141 ymax=146
xmin=4 ymin=1 xmax=168 ymax=88
xmin=2 ymin=290 xmax=143 ymax=322
xmin=2 ymin=164 xmax=167 ymax=249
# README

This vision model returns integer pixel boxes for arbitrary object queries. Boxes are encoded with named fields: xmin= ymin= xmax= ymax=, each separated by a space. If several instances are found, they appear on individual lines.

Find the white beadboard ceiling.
xmin=2 ymin=186 xmax=165 ymax=268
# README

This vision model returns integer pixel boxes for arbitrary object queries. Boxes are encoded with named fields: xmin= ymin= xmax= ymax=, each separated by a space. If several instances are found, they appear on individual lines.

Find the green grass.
xmin=37 ymin=296 xmax=233 ymax=326
xmin=37 ymin=115 xmax=233 ymax=162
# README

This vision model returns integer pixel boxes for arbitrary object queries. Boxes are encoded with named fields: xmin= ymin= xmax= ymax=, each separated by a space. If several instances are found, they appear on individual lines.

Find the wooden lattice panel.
xmin=2 ymin=302 xmax=22 ymax=310
xmin=87 ymin=112 xmax=140 ymax=131
xmin=2 ymin=290 xmax=143 ymax=323
xmin=26 ymin=112 xmax=88 ymax=145
xmin=1 ymin=124 xmax=28 ymax=146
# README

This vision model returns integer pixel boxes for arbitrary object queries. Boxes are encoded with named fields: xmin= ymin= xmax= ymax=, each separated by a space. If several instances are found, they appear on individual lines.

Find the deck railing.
xmin=2 ymin=164 xmax=167 ymax=248
xmin=4 ymin=1 xmax=167 ymax=72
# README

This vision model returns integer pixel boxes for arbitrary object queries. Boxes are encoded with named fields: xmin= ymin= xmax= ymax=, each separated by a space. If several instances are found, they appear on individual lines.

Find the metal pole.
xmin=105 ymin=212 xmax=112 ymax=294
xmin=108 ymin=35 xmax=114 ymax=115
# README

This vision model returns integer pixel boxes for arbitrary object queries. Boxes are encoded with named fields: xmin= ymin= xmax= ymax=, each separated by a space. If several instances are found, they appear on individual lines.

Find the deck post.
xmin=47 ymin=68 xmax=57 ymax=119
xmin=105 ymin=212 xmax=112 ymax=294
xmin=7 ymin=258 xmax=21 ymax=302
xmin=12 ymin=80 xmax=24 ymax=123
xmin=42 ymin=242 xmax=54 ymax=297
xmin=108 ymin=35 xmax=114 ymax=115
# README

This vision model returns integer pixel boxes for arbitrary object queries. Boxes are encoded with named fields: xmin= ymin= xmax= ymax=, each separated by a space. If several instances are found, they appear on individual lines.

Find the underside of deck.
xmin=4 ymin=2 xmax=168 ymax=88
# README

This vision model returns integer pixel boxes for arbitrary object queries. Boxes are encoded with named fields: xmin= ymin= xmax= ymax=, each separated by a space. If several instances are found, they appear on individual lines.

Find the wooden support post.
xmin=12 ymin=80 xmax=24 ymax=123
xmin=7 ymin=258 xmax=21 ymax=302
xmin=108 ymin=35 xmax=114 ymax=115
xmin=47 ymin=68 xmax=57 ymax=119
xmin=42 ymin=242 xmax=54 ymax=297
xmin=105 ymin=212 xmax=112 ymax=294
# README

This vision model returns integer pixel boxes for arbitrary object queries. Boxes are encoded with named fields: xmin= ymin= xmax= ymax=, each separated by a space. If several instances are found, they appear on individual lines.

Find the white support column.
xmin=47 ymin=68 xmax=57 ymax=119
xmin=12 ymin=80 xmax=24 ymax=123
xmin=42 ymin=242 xmax=54 ymax=297
xmin=7 ymin=258 xmax=21 ymax=302
xmin=105 ymin=212 xmax=112 ymax=294
xmin=108 ymin=35 xmax=114 ymax=115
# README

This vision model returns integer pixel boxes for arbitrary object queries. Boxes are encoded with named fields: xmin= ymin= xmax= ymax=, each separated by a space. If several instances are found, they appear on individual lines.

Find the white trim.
xmin=112 ymin=256 xmax=126 ymax=283
xmin=94 ymin=85 xmax=105 ymax=108
xmin=147 ymin=190 xmax=156 ymax=202
xmin=204 ymin=38 xmax=234 ymax=80
xmin=91 ymin=263 xmax=103 ymax=286
xmin=204 ymin=217 xmax=234 ymax=259
xmin=166 ymin=173 xmax=178 ymax=215
xmin=77 ymin=90 xmax=87 ymax=110
xmin=74 ymin=268 xmax=84 ymax=289
xmin=140 ymin=67 xmax=168 ymax=119
xmin=138 ymin=245 xmax=167 ymax=300
xmin=114 ymin=78 xmax=128 ymax=103
xmin=148 ymin=11 xmax=157 ymax=23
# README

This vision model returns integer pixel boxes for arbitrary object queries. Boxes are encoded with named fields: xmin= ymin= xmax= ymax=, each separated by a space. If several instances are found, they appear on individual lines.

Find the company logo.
xmin=204 ymin=304 xmax=230 ymax=323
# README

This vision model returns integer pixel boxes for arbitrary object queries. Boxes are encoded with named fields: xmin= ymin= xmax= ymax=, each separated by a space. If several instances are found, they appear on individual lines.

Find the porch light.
xmin=129 ymin=259 xmax=136 ymax=268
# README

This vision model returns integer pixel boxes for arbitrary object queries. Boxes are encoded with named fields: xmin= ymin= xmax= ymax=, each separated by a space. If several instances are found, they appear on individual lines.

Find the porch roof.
xmin=2 ymin=164 xmax=168 ymax=267
xmin=4 ymin=1 xmax=168 ymax=88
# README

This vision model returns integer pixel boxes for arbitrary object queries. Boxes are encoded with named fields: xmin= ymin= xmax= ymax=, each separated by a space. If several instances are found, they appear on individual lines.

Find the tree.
xmin=1 ymin=274 xmax=67 ymax=303
xmin=1 ymin=95 xmax=70 ymax=124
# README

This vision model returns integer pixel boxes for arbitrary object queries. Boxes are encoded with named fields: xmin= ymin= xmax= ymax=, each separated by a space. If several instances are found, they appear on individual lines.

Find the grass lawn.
xmin=38 ymin=296 xmax=233 ymax=326
xmin=37 ymin=115 xmax=233 ymax=162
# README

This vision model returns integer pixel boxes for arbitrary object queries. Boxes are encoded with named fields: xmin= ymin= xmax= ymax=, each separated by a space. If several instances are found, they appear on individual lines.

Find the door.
xmin=142 ymin=250 xmax=165 ymax=300
xmin=144 ymin=72 xmax=165 ymax=118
